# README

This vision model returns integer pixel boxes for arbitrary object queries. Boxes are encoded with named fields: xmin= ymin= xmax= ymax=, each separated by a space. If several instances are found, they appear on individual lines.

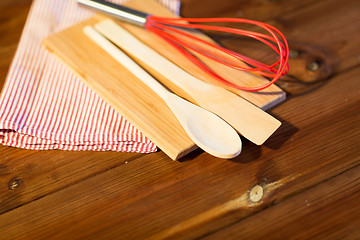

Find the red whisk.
xmin=78 ymin=0 xmax=289 ymax=92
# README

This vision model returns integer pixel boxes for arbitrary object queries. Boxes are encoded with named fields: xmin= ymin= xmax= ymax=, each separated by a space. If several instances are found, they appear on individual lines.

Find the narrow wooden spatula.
xmin=95 ymin=19 xmax=281 ymax=145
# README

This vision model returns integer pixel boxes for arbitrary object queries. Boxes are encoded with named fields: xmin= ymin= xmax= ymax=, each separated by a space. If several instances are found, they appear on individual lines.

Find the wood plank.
xmin=183 ymin=0 xmax=360 ymax=74
xmin=1 ymin=0 xmax=360 ymax=238
xmin=0 ymin=0 xmax=31 ymax=86
xmin=0 ymin=144 xmax=145 ymax=214
xmin=182 ymin=0 xmax=360 ymax=94
xmin=0 ymin=66 xmax=359 ymax=239
xmin=277 ymin=0 xmax=360 ymax=73
xmin=203 ymin=165 xmax=360 ymax=240
xmin=180 ymin=0 xmax=315 ymax=19
xmin=0 ymin=0 xmax=32 ymax=9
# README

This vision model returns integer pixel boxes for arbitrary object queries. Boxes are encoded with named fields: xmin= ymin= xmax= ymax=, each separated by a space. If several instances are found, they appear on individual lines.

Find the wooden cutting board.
xmin=43 ymin=0 xmax=285 ymax=160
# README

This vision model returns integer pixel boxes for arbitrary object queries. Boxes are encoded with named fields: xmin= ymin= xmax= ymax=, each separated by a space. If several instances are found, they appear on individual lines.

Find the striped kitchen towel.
xmin=0 ymin=0 xmax=180 ymax=152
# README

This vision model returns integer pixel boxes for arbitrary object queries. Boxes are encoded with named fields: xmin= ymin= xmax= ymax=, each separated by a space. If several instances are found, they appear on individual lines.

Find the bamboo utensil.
xmin=84 ymin=26 xmax=242 ymax=158
xmin=94 ymin=20 xmax=281 ymax=145
xmin=43 ymin=0 xmax=285 ymax=159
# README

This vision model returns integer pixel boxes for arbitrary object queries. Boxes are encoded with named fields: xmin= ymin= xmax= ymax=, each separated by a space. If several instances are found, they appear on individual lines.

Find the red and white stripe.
xmin=0 ymin=0 xmax=179 ymax=153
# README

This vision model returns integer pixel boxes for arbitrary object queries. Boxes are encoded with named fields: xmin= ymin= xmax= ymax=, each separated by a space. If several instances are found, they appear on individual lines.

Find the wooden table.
xmin=1 ymin=0 xmax=359 ymax=239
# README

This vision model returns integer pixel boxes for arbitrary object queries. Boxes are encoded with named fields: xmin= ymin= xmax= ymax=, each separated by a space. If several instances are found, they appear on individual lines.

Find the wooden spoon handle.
xmin=95 ymin=19 xmax=213 ymax=96
xmin=83 ymin=25 xmax=169 ymax=101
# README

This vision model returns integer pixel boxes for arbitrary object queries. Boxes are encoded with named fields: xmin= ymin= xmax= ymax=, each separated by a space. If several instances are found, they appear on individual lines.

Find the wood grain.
xmin=0 ymin=0 xmax=31 ymax=86
xmin=203 ymin=165 xmax=360 ymax=240
xmin=199 ymin=0 xmax=360 ymax=94
xmin=0 ymin=144 xmax=143 ymax=215
xmin=0 ymin=0 xmax=360 ymax=239
xmin=43 ymin=0 xmax=284 ymax=158
xmin=44 ymin=15 xmax=196 ymax=161
xmin=0 ymin=66 xmax=359 ymax=239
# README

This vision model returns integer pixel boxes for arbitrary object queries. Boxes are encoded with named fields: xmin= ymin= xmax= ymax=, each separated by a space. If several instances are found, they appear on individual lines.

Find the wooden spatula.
xmin=95 ymin=19 xmax=281 ymax=145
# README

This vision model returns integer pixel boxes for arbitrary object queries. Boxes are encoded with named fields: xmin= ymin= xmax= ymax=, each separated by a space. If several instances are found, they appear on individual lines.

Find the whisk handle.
xmin=77 ymin=0 xmax=149 ymax=27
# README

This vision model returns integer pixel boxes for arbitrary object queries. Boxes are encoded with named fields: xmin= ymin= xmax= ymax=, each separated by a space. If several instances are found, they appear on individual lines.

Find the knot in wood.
xmin=8 ymin=177 xmax=22 ymax=190
xmin=249 ymin=185 xmax=264 ymax=203
xmin=307 ymin=61 xmax=321 ymax=72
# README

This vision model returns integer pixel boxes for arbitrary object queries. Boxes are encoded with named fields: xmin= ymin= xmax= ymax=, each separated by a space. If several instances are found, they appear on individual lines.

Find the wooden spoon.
xmin=84 ymin=26 xmax=242 ymax=159
xmin=94 ymin=19 xmax=281 ymax=145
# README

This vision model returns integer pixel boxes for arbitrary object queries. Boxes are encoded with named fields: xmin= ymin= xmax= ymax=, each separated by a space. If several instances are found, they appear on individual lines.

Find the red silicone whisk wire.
xmin=145 ymin=16 xmax=289 ymax=92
